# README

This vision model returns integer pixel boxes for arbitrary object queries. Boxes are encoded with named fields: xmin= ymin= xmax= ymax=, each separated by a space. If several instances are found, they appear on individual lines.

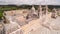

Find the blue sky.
xmin=0 ymin=0 xmax=60 ymax=5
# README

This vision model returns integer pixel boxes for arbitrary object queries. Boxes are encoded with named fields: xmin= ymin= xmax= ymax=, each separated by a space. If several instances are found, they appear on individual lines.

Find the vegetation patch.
xmin=0 ymin=5 xmax=60 ymax=19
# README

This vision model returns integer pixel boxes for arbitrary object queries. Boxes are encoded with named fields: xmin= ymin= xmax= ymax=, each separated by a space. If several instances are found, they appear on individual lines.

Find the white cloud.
xmin=0 ymin=0 xmax=60 ymax=5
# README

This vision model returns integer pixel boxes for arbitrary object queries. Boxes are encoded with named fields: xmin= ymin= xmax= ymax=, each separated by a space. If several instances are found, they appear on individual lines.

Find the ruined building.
xmin=2 ymin=5 xmax=59 ymax=34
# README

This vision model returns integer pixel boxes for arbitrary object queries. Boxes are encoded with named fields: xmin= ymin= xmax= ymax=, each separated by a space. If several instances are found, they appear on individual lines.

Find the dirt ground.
xmin=30 ymin=16 xmax=60 ymax=34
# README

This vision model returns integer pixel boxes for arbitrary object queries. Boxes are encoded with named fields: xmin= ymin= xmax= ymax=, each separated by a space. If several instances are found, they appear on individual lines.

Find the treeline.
xmin=0 ymin=5 xmax=39 ymax=19
xmin=0 ymin=5 xmax=60 ymax=19
xmin=0 ymin=5 xmax=60 ymax=11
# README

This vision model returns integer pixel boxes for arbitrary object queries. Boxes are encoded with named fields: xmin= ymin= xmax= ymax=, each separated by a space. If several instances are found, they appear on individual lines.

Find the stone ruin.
xmin=2 ymin=5 xmax=59 ymax=34
xmin=51 ymin=8 xmax=58 ymax=18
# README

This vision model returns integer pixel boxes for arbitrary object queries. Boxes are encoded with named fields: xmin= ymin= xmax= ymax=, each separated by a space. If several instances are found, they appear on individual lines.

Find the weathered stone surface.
xmin=3 ymin=5 xmax=60 ymax=34
xmin=30 ymin=17 xmax=60 ymax=34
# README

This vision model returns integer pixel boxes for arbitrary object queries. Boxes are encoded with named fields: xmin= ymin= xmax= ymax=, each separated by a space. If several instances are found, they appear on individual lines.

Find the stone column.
xmin=38 ymin=5 xmax=43 ymax=19
xmin=45 ymin=5 xmax=48 ymax=15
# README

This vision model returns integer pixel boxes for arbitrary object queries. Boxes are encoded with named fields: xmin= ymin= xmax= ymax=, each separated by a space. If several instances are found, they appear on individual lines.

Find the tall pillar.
xmin=38 ymin=5 xmax=43 ymax=20
xmin=40 ymin=5 xmax=42 ymax=16
xmin=45 ymin=5 xmax=48 ymax=15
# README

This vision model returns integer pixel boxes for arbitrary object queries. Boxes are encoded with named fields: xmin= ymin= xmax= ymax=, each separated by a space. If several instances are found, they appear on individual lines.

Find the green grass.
xmin=58 ymin=14 xmax=60 ymax=16
xmin=0 ymin=12 xmax=3 ymax=19
xmin=0 ymin=6 xmax=20 ymax=19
